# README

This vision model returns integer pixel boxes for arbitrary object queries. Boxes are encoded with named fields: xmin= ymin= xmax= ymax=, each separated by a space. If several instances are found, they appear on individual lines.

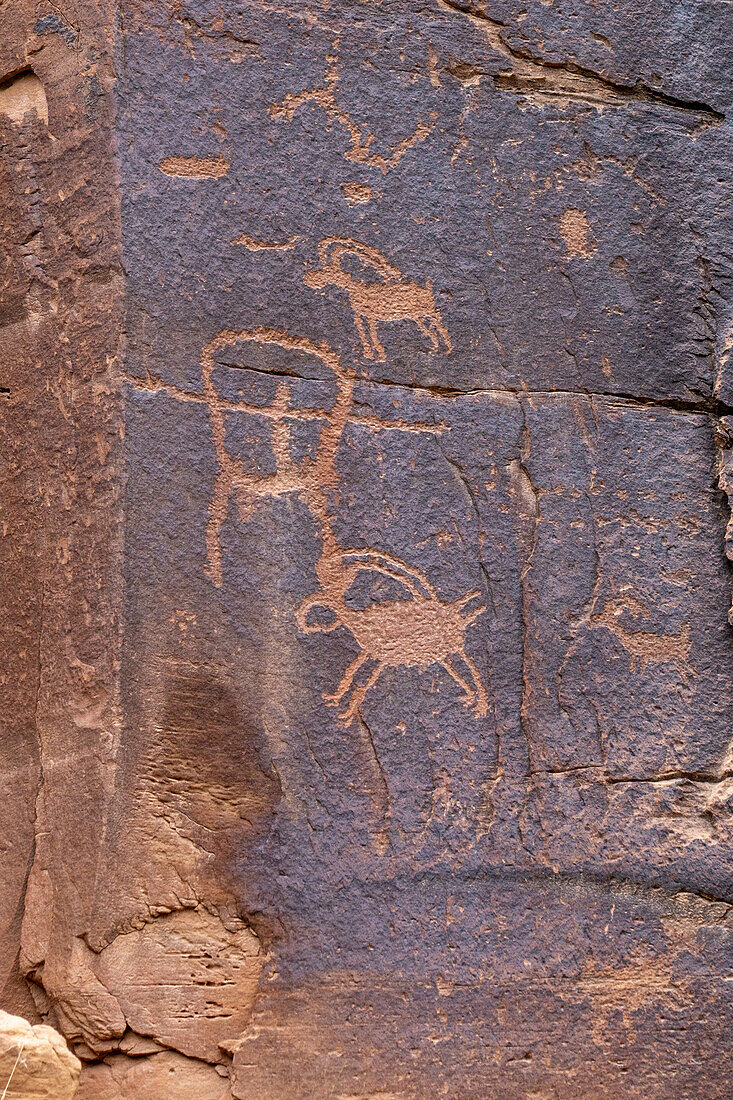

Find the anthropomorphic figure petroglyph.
xmin=269 ymin=49 xmax=437 ymax=176
xmin=304 ymin=238 xmax=452 ymax=361
xmin=132 ymin=329 xmax=338 ymax=586
xmin=134 ymin=328 xmax=447 ymax=586
xmin=130 ymin=325 xmax=485 ymax=734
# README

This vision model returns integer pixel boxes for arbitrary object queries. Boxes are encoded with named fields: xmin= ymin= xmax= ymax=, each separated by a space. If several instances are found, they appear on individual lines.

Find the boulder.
xmin=0 ymin=1011 xmax=80 ymax=1100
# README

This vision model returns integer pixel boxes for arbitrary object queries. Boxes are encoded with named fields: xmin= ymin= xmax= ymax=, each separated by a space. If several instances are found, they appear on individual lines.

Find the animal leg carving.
xmin=353 ymin=313 xmax=374 ymax=359
xmin=416 ymin=316 xmax=440 ymax=352
xmin=367 ymin=317 xmax=386 ymax=361
xmin=440 ymin=656 xmax=477 ymax=709
xmin=457 ymin=589 xmax=486 ymax=624
xmin=458 ymin=650 xmax=489 ymax=717
xmin=325 ymin=650 xmax=371 ymax=706
xmin=430 ymin=313 xmax=452 ymax=352
xmin=339 ymin=660 xmax=385 ymax=724
xmin=205 ymin=468 xmax=233 ymax=587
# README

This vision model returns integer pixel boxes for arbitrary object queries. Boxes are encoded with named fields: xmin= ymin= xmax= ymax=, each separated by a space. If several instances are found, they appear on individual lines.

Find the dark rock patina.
xmin=2 ymin=0 xmax=733 ymax=1096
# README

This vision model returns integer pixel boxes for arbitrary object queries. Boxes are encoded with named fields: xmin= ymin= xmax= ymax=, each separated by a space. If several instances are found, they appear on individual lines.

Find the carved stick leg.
xmin=205 ymin=470 xmax=232 ymax=587
xmin=431 ymin=312 xmax=453 ymax=352
xmin=339 ymin=660 xmax=385 ymax=724
xmin=325 ymin=649 xmax=371 ymax=705
xmin=354 ymin=313 xmax=374 ymax=359
xmin=440 ymin=656 xmax=476 ymax=708
xmin=417 ymin=316 xmax=440 ymax=351
xmin=457 ymin=650 xmax=489 ymax=717
xmin=368 ymin=318 xmax=386 ymax=361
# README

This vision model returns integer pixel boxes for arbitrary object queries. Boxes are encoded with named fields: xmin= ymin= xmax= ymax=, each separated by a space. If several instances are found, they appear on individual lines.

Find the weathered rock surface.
xmin=0 ymin=1010 xmax=80 ymax=1099
xmin=2 ymin=0 xmax=733 ymax=1096
xmin=76 ymin=1052 xmax=232 ymax=1100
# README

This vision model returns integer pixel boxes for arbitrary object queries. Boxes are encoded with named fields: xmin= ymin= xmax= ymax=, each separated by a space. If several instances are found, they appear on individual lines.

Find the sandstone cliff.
xmin=1 ymin=0 xmax=733 ymax=1096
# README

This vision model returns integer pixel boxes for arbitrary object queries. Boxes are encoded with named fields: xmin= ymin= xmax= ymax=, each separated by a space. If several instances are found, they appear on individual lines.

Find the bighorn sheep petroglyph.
xmin=304 ymin=238 xmax=452 ymax=361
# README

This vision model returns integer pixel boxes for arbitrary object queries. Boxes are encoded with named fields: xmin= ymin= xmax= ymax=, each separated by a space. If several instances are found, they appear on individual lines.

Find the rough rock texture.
xmin=2 ymin=0 xmax=733 ymax=1097
xmin=0 ymin=1010 xmax=80 ymax=1099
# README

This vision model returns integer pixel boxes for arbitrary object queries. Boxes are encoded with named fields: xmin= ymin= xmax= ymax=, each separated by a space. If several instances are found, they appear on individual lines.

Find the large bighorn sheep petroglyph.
xmin=304 ymin=238 xmax=452 ymax=362
xmin=296 ymin=551 xmax=488 ymax=724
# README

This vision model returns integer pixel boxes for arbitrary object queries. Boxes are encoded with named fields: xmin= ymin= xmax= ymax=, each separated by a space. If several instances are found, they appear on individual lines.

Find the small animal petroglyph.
xmin=296 ymin=551 xmax=487 ymax=724
xmin=592 ymin=594 xmax=691 ymax=675
xmin=304 ymin=237 xmax=452 ymax=362
xmin=270 ymin=50 xmax=437 ymax=176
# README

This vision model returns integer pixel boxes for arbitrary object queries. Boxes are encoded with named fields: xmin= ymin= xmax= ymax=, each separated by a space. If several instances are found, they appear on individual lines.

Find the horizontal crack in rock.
xmin=439 ymin=0 xmax=724 ymax=125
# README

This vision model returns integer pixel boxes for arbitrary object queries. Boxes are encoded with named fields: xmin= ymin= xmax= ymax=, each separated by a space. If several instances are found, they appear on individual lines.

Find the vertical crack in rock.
xmin=440 ymin=451 xmax=498 ymax=620
xmin=554 ymin=398 xmax=606 ymax=770
xmin=707 ymin=253 xmax=733 ymax=622
xmin=715 ymin=417 xmax=733 ymax=625
xmin=31 ymin=578 xmax=46 ymax=802
xmin=439 ymin=447 xmax=501 ymax=772
xmin=355 ymin=714 xmax=391 ymax=855
xmin=511 ymin=401 xmax=540 ymax=778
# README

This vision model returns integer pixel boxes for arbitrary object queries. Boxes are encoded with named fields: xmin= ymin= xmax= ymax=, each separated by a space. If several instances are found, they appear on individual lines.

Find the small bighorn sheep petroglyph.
xmin=304 ymin=237 xmax=452 ymax=362
xmin=591 ymin=594 xmax=691 ymax=675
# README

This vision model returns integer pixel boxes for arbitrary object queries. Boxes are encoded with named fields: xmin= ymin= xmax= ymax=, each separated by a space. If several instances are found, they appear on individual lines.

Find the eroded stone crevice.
xmin=438 ymin=0 xmax=724 ymax=124
xmin=127 ymin=368 xmax=733 ymax=417
xmin=0 ymin=67 xmax=48 ymax=126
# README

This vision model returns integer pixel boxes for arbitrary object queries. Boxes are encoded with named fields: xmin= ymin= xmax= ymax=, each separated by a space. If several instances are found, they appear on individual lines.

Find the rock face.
xmin=2 ymin=0 xmax=733 ymax=1097
xmin=0 ymin=1011 xmax=80 ymax=1099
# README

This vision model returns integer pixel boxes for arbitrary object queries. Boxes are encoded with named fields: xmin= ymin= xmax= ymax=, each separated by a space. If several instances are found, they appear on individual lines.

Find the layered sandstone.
xmin=0 ymin=1011 xmax=80 ymax=1099
xmin=1 ymin=0 xmax=733 ymax=1097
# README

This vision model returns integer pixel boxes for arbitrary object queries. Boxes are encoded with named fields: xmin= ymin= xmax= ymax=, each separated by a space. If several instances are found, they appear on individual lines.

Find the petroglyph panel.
xmin=119 ymin=0 xmax=732 ymax=403
xmin=3 ymin=0 xmax=733 ymax=1095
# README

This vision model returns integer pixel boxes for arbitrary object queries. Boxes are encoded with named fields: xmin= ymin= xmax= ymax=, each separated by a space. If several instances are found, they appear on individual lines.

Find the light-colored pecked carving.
xmin=304 ymin=237 xmax=452 ymax=361
xmin=269 ymin=47 xmax=437 ymax=176
xmin=591 ymin=594 xmax=691 ymax=675
xmin=296 ymin=553 xmax=487 ymax=724
xmin=128 ymin=322 xmax=485 ymax=734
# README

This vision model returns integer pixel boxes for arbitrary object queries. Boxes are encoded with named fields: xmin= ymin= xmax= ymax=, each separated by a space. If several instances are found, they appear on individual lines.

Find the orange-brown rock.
xmin=2 ymin=0 xmax=733 ymax=1097
xmin=0 ymin=1010 xmax=80 ymax=1099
